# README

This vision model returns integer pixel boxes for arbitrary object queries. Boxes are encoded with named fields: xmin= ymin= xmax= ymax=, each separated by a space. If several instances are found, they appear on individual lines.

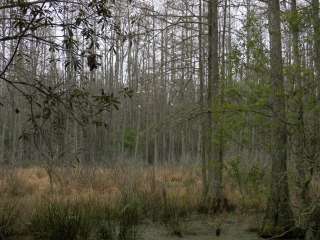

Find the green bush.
xmin=246 ymin=164 xmax=265 ymax=195
xmin=123 ymin=128 xmax=137 ymax=152
xmin=227 ymin=158 xmax=267 ymax=210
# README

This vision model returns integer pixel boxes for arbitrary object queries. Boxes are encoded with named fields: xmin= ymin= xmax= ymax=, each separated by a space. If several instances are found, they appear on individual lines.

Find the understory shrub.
xmin=227 ymin=157 xmax=267 ymax=210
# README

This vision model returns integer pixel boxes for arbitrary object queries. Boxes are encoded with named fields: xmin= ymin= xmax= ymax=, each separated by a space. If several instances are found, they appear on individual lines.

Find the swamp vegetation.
xmin=0 ymin=0 xmax=320 ymax=239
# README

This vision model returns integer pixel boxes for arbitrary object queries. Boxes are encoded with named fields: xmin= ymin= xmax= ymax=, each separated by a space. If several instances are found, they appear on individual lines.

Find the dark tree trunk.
xmin=207 ymin=0 xmax=224 ymax=210
xmin=260 ymin=0 xmax=295 ymax=237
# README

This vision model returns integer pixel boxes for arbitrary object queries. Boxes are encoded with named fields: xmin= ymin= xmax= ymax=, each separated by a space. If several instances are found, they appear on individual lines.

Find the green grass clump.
xmin=29 ymin=196 xmax=144 ymax=240
xmin=0 ymin=200 xmax=20 ymax=238
xmin=29 ymin=200 xmax=93 ymax=240
xmin=96 ymin=220 xmax=117 ymax=240
xmin=160 ymin=193 xmax=190 ymax=237
xmin=118 ymin=193 xmax=142 ymax=240
xmin=96 ymin=206 xmax=117 ymax=240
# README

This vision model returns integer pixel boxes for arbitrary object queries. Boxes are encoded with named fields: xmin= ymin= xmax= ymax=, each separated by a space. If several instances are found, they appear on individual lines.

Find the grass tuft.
xmin=118 ymin=193 xmax=142 ymax=240
xmin=29 ymin=200 xmax=93 ymax=240
xmin=0 ymin=200 xmax=20 ymax=238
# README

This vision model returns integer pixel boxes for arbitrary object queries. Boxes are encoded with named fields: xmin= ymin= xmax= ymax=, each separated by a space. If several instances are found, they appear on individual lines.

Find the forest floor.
xmin=16 ymin=213 xmax=262 ymax=240
xmin=141 ymin=214 xmax=262 ymax=240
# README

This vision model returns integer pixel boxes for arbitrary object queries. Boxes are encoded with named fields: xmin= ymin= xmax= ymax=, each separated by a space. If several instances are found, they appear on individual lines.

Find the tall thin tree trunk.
xmin=207 ymin=0 xmax=223 ymax=210
xmin=260 ymin=0 xmax=295 ymax=237
xmin=312 ymin=0 xmax=320 ymax=179
xmin=199 ymin=0 xmax=208 ymax=199
xmin=291 ymin=0 xmax=310 ymax=209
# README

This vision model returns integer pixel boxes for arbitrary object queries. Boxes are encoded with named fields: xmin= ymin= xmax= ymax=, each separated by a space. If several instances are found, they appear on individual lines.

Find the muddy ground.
xmin=141 ymin=214 xmax=263 ymax=240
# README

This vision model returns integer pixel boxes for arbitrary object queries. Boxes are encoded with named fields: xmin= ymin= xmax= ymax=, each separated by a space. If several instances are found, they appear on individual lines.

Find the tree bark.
xmin=290 ymin=0 xmax=311 ymax=210
xmin=207 ymin=0 xmax=223 ymax=210
xmin=260 ymin=0 xmax=295 ymax=237
xmin=198 ymin=0 xmax=208 ymax=199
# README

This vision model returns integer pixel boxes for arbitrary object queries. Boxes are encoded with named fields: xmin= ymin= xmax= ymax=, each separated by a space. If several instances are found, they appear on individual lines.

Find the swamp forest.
xmin=0 ymin=0 xmax=320 ymax=239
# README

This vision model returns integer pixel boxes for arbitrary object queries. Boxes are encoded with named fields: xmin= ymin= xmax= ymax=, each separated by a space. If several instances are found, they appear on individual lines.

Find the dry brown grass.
xmin=0 ymin=165 xmax=212 ymax=239
xmin=2 ymin=164 xmax=318 ymax=239
xmin=0 ymin=165 xmax=203 ymax=211
xmin=0 ymin=164 xmax=276 ymax=217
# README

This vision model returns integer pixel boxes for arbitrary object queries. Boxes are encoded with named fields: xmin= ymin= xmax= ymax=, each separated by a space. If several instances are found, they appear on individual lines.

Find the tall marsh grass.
xmin=0 ymin=163 xmax=282 ymax=239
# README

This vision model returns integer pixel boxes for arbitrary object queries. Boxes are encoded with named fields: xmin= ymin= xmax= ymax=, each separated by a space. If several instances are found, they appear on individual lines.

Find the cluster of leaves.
xmin=28 ymin=85 xmax=133 ymax=128
xmin=12 ymin=1 xmax=54 ymax=32
xmin=220 ymin=81 xmax=272 ymax=152
xmin=2 ymin=0 xmax=126 ymax=75
xmin=14 ymin=81 xmax=134 ymax=162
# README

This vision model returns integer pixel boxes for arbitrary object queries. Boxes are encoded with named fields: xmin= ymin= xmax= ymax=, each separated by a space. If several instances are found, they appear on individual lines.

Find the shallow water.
xmin=142 ymin=214 xmax=263 ymax=240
